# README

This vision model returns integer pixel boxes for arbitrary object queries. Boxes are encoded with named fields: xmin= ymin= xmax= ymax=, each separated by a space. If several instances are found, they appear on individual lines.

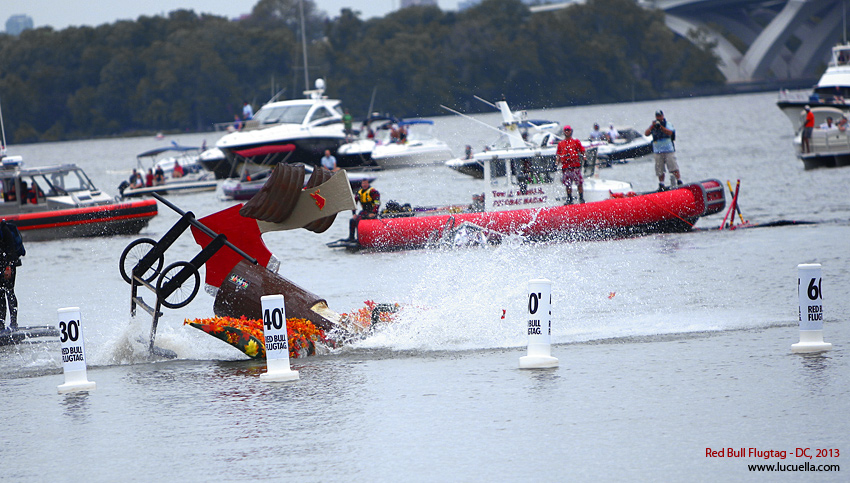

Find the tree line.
xmin=0 ymin=0 xmax=723 ymax=144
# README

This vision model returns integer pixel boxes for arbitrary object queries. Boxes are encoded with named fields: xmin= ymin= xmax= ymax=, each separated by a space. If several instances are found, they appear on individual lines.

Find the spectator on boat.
xmin=800 ymin=105 xmax=815 ymax=154
xmin=18 ymin=181 xmax=30 ymax=205
xmin=173 ymin=161 xmax=185 ymax=179
xmin=606 ymin=124 xmax=619 ymax=142
xmin=467 ymin=193 xmax=485 ymax=212
xmin=838 ymin=115 xmax=848 ymax=132
xmin=232 ymin=115 xmax=243 ymax=132
xmin=145 ymin=169 xmax=154 ymax=187
xmin=130 ymin=170 xmax=144 ymax=189
xmin=556 ymin=125 xmax=585 ymax=204
xmin=819 ymin=116 xmax=837 ymax=131
xmin=0 ymin=220 xmax=23 ymax=330
xmin=347 ymin=179 xmax=380 ymax=242
xmin=343 ymin=109 xmax=353 ymax=140
xmin=589 ymin=123 xmax=605 ymax=142
xmin=154 ymin=166 xmax=165 ymax=185
xmin=321 ymin=149 xmax=339 ymax=172
xmin=464 ymin=145 xmax=473 ymax=159
xmin=398 ymin=124 xmax=408 ymax=143
xmin=646 ymin=110 xmax=682 ymax=190
xmin=242 ymin=101 xmax=253 ymax=120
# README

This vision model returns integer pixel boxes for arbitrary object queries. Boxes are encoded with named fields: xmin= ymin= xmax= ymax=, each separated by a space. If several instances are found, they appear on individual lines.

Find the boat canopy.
xmin=137 ymin=144 xmax=201 ymax=158
xmin=518 ymin=120 xmax=558 ymax=129
xmin=398 ymin=119 xmax=434 ymax=126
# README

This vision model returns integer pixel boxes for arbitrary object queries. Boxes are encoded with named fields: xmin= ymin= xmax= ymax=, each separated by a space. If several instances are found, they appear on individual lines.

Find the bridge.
xmin=531 ymin=0 xmax=845 ymax=84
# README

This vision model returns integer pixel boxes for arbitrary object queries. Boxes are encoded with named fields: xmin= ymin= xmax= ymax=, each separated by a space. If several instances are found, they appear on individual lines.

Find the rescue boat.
xmin=353 ymin=152 xmax=726 ymax=251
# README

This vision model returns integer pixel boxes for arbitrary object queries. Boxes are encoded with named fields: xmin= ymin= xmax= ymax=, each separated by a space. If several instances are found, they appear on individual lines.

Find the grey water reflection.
xmin=794 ymin=351 xmax=832 ymax=396
xmin=61 ymin=392 xmax=92 ymax=422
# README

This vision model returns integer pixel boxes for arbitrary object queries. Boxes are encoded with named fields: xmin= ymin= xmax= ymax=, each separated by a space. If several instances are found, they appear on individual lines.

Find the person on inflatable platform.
xmin=347 ymin=179 xmax=380 ymax=242
xmin=645 ymin=109 xmax=682 ymax=191
xmin=556 ymin=125 xmax=585 ymax=204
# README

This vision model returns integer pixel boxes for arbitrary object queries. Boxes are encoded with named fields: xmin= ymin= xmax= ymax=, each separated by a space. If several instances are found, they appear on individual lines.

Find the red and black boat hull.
xmin=357 ymin=180 xmax=725 ymax=250
xmin=6 ymin=199 xmax=158 ymax=242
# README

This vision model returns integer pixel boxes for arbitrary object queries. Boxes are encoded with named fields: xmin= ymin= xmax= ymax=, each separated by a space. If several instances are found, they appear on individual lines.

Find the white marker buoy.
xmin=519 ymin=278 xmax=559 ymax=369
xmin=259 ymin=295 xmax=299 ymax=382
xmin=56 ymin=307 xmax=96 ymax=394
xmin=792 ymin=263 xmax=832 ymax=353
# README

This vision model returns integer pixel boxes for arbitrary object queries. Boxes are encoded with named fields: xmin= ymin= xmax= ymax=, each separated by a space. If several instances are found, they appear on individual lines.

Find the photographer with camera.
xmin=645 ymin=110 xmax=682 ymax=191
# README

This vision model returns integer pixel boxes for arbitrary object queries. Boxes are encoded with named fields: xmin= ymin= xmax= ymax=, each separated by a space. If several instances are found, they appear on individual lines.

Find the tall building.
xmin=5 ymin=14 xmax=33 ymax=35
xmin=401 ymin=0 xmax=438 ymax=8
xmin=459 ymin=0 xmax=544 ymax=10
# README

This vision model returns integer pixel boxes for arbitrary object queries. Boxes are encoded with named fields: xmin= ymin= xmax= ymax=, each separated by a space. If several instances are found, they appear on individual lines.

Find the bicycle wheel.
xmin=156 ymin=261 xmax=200 ymax=309
xmin=119 ymin=238 xmax=164 ymax=284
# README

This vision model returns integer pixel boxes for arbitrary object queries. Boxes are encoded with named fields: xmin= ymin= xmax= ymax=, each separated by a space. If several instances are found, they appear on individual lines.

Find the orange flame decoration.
xmin=184 ymin=315 xmax=328 ymax=359
xmin=185 ymin=302 xmax=399 ymax=359
xmin=310 ymin=189 xmax=326 ymax=210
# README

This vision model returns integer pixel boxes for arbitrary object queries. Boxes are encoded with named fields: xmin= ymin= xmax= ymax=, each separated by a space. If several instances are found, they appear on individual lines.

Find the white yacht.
xmin=369 ymin=119 xmax=454 ymax=169
xmin=777 ymin=43 xmax=850 ymax=127
xmin=215 ymin=79 xmax=358 ymax=175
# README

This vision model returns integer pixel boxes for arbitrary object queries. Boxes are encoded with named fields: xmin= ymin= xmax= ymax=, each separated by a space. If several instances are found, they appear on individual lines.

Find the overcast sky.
xmin=3 ymin=1 xmax=460 ymax=31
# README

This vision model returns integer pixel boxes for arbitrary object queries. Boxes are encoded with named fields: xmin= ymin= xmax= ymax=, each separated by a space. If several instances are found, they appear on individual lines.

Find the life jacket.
xmin=358 ymin=187 xmax=377 ymax=204
xmin=358 ymin=187 xmax=380 ymax=212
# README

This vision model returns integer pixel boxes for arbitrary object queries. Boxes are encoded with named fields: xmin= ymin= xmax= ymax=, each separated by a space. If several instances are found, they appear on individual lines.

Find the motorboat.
xmin=793 ymin=106 xmax=850 ymax=169
xmin=197 ymin=147 xmax=230 ymax=180
xmin=447 ymin=123 xmax=651 ymax=179
xmin=777 ymin=43 xmax=850 ymax=127
xmin=591 ymin=127 xmax=653 ymax=165
xmin=334 ymin=113 xmax=398 ymax=168
xmin=118 ymin=144 xmax=218 ymax=198
xmin=0 ymin=154 xmax=158 ymax=242
xmin=220 ymin=164 xmax=377 ymax=201
xmin=369 ymin=119 xmax=454 ymax=169
xmin=214 ymin=79 xmax=369 ymax=174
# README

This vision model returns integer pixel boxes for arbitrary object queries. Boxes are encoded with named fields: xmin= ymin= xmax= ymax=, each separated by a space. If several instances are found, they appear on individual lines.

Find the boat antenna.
xmin=299 ymin=0 xmax=309 ymax=95
xmin=473 ymin=95 xmax=497 ymax=109
xmin=0 ymin=96 xmax=6 ymax=157
xmin=367 ymin=86 xmax=378 ymax=117
xmin=268 ymin=87 xmax=288 ymax=104
xmin=440 ymin=104 xmax=529 ymax=147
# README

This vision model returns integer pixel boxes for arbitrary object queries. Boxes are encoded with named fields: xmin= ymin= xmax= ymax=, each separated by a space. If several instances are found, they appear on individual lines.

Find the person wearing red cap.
xmin=556 ymin=125 xmax=585 ymax=204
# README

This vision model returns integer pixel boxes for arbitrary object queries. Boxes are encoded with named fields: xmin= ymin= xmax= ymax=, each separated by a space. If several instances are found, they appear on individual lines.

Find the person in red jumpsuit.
xmin=556 ymin=125 xmax=585 ymax=204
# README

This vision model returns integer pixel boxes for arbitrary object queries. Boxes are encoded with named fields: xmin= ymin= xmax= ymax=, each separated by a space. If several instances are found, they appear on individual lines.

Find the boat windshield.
xmin=833 ymin=45 xmax=850 ymax=66
xmin=253 ymin=105 xmax=312 ymax=125
xmin=30 ymin=167 xmax=97 ymax=196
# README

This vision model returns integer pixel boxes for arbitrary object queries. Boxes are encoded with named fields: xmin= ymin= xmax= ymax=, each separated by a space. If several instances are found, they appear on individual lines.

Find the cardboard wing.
xmin=258 ymin=169 xmax=355 ymax=233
